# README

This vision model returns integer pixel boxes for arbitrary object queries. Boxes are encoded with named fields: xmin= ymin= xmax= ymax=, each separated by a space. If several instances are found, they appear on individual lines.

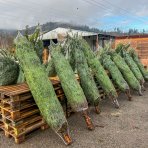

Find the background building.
xmin=41 ymin=27 xmax=98 ymax=50
xmin=41 ymin=27 xmax=116 ymax=63
xmin=115 ymin=35 xmax=148 ymax=67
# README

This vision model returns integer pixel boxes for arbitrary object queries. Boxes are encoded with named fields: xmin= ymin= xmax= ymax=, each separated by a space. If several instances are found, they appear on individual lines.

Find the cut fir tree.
xmin=120 ymin=49 xmax=145 ymax=89
xmin=0 ymin=48 xmax=19 ymax=86
xmin=50 ymin=43 xmax=94 ymax=130
xmin=130 ymin=49 xmax=148 ymax=81
xmin=15 ymin=33 xmax=72 ymax=145
xmin=65 ymin=36 xmax=101 ymax=113
xmin=80 ymin=39 xmax=119 ymax=108
xmin=100 ymin=54 xmax=132 ymax=101
xmin=75 ymin=47 xmax=101 ymax=114
xmin=111 ymin=52 xmax=142 ymax=96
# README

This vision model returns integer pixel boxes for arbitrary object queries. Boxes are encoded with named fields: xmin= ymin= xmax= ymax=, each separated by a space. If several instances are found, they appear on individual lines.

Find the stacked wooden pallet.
xmin=0 ymin=79 xmax=66 ymax=144
xmin=0 ymin=76 xmax=111 ymax=144
xmin=0 ymin=97 xmax=4 ymax=131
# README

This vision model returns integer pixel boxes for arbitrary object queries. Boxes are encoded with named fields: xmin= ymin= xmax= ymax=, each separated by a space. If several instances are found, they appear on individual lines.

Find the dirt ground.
xmin=0 ymin=83 xmax=148 ymax=148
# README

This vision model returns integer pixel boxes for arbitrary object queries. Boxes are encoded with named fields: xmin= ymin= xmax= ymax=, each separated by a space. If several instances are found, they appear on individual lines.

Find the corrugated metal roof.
xmin=41 ymin=27 xmax=97 ymax=40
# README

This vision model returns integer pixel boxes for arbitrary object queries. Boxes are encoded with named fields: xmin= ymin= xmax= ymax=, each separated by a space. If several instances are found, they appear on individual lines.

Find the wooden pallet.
xmin=0 ymin=91 xmax=32 ymax=103
xmin=0 ymin=111 xmax=4 ymax=131
xmin=0 ymin=76 xmax=80 ymax=144
xmin=1 ymin=98 xmax=35 ymax=111
xmin=0 ymin=80 xmax=65 ymax=101
xmin=0 ymin=98 xmax=4 ymax=131
xmin=1 ymin=106 xmax=39 ymax=122
xmin=0 ymin=122 xmax=4 ymax=131
xmin=4 ymin=119 xmax=47 ymax=144
xmin=0 ymin=79 xmax=66 ymax=118
xmin=2 ymin=112 xmax=42 ymax=126
xmin=3 ymin=114 xmax=47 ymax=135
xmin=1 ymin=106 xmax=47 ymax=144
xmin=0 ymin=82 xmax=62 ymax=95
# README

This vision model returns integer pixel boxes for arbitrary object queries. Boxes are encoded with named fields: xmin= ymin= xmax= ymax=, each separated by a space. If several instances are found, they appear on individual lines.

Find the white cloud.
xmin=0 ymin=0 xmax=147 ymax=29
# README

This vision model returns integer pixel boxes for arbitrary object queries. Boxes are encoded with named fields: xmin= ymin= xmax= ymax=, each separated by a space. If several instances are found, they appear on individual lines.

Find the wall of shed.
xmin=42 ymin=36 xmax=97 ymax=63
xmin=84 ymin=36 xmax=115 ymax=50
xmin=83 ymin=36 xmax=97 ymax=51
xmin=115 ymin=37 xmax=148 ymax=67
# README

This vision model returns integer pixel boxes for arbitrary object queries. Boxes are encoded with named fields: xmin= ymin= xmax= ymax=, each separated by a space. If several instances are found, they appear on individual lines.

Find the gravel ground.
xmin=0 ymin=83 xmax=148 ymax=148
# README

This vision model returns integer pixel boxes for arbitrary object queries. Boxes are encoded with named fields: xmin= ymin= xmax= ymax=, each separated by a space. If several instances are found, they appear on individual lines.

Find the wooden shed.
xmin=41 ymin=27 xmax=98 ymax=63
xmin=115 ymin=35 xmax=148 ymax=67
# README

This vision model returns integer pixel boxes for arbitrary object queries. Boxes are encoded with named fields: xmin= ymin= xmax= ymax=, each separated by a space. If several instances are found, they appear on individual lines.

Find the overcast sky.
xmin=0 ymin=0 xmax=148 ymax=31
